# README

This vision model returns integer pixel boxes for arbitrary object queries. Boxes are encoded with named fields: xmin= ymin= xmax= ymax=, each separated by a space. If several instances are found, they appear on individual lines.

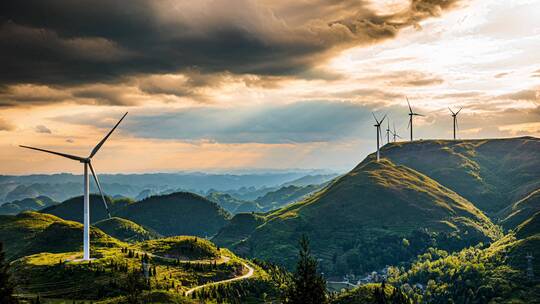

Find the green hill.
xmin=0 ymin=195 xmax=57 ymax=215
xmin=138 ymin=236 xmax=220 ymax=260
xmin=94 ymin=217 xmax=160 ymax=242
xmin=215 ymin=157 xmax=499 ymax=275
xmin=499 ymin=188 xmax=540 ymax=230
xmin=0 ymin=211 xmax=122 ymax=260
xmin=116 ymin=192 xmax=231 ymax=237
xmin=214 ymin=213 xmax=266 ymax=248
xmin=41 ymin=194 xmax=134 ymax=223
xmin=515 ymin=211 xmax=540 ymax=239
xmin=206 ymin=192 xmax=262 ymax=214
xmin=380 ymin=137 xmax=540 ymax=215
xmin=255 ymin=184 xmax=323 ymax=211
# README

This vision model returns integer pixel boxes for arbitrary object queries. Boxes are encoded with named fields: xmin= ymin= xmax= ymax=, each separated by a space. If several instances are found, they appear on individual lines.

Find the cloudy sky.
xmin=0 ymin=0 xmax=539 ymax=174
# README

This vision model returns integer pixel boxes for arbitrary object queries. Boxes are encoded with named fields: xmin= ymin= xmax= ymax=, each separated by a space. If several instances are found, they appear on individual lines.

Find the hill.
xmin=116 ymin=192 xmax=231 ymax=237
xmin=254 ymin=184 xmax=323 ymax=211
xmin=214 ymin=158 xmax=499 ymax=275
xmin=515 ymin=211 xmax=540 ymax=239
xmin=380 ymin=137 xmax=540 ymax=215
xmin=94 ymin=217 xmax=160 ymax=242
xmin=0 ymin=195 xmax=57 ymax=215
xmin=206 ymin=192 xmax=262 ymax=214
xmin=41 ymin=194 xmax=134 ymax=223
xmin=0 ymin=211 xmax=122 ymax=260
xmin=499 ymin=188 xmax=540 ymax=230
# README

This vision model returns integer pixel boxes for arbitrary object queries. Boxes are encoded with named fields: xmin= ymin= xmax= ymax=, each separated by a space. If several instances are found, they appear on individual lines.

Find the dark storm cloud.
xmin=0 ymin=0 xmax=463 ymax=87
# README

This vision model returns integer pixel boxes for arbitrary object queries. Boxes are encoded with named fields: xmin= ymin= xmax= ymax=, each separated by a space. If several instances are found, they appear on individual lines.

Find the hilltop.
xmin=41 ymin=194 xmax=134 ymax=223
xmin=115 ymin=192 xmax=231 ymax=237
xmin=94 ymin=217 xmax=161 ymax=242
xmin=215 ymin=157 xmax=500 ymax=275
xmin=0 ymin=196 xmax=56 ymax=215
xmin=380 ymin=137 xmax=540 ymax=215
xmin=0 ymin=211 xmax=121 ymax=260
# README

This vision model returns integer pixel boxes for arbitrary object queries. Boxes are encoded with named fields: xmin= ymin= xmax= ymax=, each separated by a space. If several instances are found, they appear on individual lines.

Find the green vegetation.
xmin=330 ymin=282 xmax=410 ymax=304
xmin=0 ymin=196 xmax=56 ymax=215
xmin=285 ymin=235 xmax=327 ymax=304
xmin=94 ymin=217 xmax=160 ymax=242
xmin=41 ymin=194 xmax=133 ymax=223
xmin=138 ymin=236 xmax=220 ymax=260
xmin=206 ymin=192 xmax=262 ymax=214
xmin=216 ymin=158 xmax=500 ymax=275
xmin=116 ymin=192 xmax=230 ymax=237
xmin=0 ymin=242 xmax=16 ymax=304
xmin=0 ymin=212 xmax=121 ymax=260
xmin=381 ymin=137 xmax=540 ymax=215
xmin=499 ymin=189 xmax=540 ymax=230
xmin=255 ymin=184 xmax=324 ymax=211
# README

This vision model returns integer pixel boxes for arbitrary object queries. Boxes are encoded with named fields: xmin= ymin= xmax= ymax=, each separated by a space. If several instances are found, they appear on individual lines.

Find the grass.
xmin=94 ymin=217 xmax=160 ymax=242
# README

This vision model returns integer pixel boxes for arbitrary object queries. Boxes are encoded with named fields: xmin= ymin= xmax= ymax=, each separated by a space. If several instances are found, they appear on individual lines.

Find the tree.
xmin=0 ymin=242 xmax=17 ymax=304
xmin=124 ymin=269 xmax=148 ymax=304
xmin=286 ymin=235 xmax=326 ymax=304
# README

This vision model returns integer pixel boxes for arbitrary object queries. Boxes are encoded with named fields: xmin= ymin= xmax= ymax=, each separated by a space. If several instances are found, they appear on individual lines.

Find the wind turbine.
xmin=391 ymin=123 xmax=402 ymax=142
xmin=406 ymin=97 xmax=424 ymax=141
xmin=20 ymin=112 xmax=128 ymax=261
xmin=373 ymin=113 xmax=386 ymax=162
xmin=385 ymin=119 xmax=391 ymax=144
xmin=449 ymin=107 xmax=462 ymax=140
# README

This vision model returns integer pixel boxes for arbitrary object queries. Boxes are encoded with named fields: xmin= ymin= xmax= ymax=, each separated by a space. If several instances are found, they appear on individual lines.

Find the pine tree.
xmin=286 ymin=235 xmax=326 ymax=304
xmin=0 ymin=242 xmax=17 ymax=304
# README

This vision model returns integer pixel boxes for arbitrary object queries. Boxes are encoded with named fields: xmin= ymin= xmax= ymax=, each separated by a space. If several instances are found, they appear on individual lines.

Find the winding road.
xmin=185 ymin=261 xmax=255 ymax=296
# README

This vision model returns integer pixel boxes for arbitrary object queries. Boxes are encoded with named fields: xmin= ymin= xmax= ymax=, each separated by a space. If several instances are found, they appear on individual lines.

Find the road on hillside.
xmin=185 ymin=261 xmax=255 ymax=296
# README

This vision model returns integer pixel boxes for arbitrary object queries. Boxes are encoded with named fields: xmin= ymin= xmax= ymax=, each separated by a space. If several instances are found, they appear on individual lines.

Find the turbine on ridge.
xmin=19 ymin=112 xmax=128 ymax=261
xmin=449 ymin=107 xmax=463 ymax=140
xmin=406 ymin=97 xmax=424 ymax=141
xmin=372 ymin=113 xmax=386 ymax=162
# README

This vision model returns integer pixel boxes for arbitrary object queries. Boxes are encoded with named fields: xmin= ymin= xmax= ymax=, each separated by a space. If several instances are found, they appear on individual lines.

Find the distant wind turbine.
xmin=20 ymin=112 xmax=128 ymax=261
xmin=372 ymin=113 xmax=386 ymax=162
xmin=385 ymin=119 xmax=391 ymax=144
xmin=391 ymin=123 xmax=402 ymax=142
xmin=406 ymin=97 xmax=424 ymax=141
xmin=449 ymin=107 xmax=463 ymax=140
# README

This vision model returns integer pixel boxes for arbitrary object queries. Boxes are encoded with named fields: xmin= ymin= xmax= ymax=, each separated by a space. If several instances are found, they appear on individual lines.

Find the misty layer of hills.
xmin=1 ymin=137 xmax=539 ymax=303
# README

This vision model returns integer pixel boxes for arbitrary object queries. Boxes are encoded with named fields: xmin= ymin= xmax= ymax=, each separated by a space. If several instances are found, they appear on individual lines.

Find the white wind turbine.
xmin=449 ymin=107 xmax=463 ymax=140
xmin=406 ymin=97 xmax=424 ymax=141
xmin=385 ymin=119 xmax=391 ymax=144
xmin=373 ymin=113 xmax=386 ymax=162
xmin=391 ymin=123 xmax=402 ymax=143
xmin=20 ymin=112 xmax=128 ymax=261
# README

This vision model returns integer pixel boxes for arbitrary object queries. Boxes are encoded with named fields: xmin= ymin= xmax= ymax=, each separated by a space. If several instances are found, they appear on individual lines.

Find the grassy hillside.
xmin=206 ymin=192 xmax=262 ymax=214
xmin=389 ymin=211 xmax=540 ymax=303
xmin=380 ymin=137 xmax=540 ymax=215
xmin=0 ymin=211 xmax=122 ymax=260
xmin=215 ymin=158 xmax=500 ymax=275
xmin=255 ymin=184 xmax=323 ymax=211
xmin=41 ymin=194 xmax=133 ymax=223
xmin=94 ymin=217 xmax=160 ymax=242
xmin=214 ymin=213 xmax=266 ymax=248
xmin=499 ymin=189 xmax=540 ymax=230
xmin=0 ymin=195 xmax=56 ymax=215
xmin=116 ymin=192 xmax=231 ymax=237
xmin=138 ymin=236 xmax=220 ymax=260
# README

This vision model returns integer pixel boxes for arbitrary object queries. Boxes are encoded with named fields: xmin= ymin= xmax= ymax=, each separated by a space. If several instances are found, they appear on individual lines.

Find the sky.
xmin=0 ymin=0 xmax=539 ymax=174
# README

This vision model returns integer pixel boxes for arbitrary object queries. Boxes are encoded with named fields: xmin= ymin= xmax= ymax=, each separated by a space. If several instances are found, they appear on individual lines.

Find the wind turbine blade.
xmin=414 ymin=113 xmax=425 ymax=117
xmin=380 ymin=114 xmax=387 ymax=124
xmin=379 ymin=127 xmax=383 ymax=143
xmin=456 ymin=118 xmax=459 ymax=131
xmin=448 ymin=107 xmax=455 ymax=115
xmin=456 ymin=107 xmax=463 ymax=115
xmin=407 ymin=118 xmax=411 ymax=130
xmin=89 ymin=112 xmax=128 ymax=159
xmin=88 ymin=162 xmax=111 ymax=219
xmin=19 ymin=145 xmax=86 ymax=162
xmin=372 ymin=112 xmax=379 ymax=124
xmin=406 ymin=97 xmax=412 ymax=113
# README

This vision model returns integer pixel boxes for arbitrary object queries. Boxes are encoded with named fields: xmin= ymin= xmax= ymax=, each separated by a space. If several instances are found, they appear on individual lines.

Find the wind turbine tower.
xmin=391 ymin=123 xmax=401 ymax=142
xmin=449 ymin=107 xmax=462 ymax=140
xmin=20 ymin=112 xmax=128 ymax=261
xmin=372 ymin=113 xmax=386 ymax=162
xmin=385 ymin=120 xmax=391 ymax=144
xmin=406 ymin=97 xmax=424 ymax=141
